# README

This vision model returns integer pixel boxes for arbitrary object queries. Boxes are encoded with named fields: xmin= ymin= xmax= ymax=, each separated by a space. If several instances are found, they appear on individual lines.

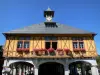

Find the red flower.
xmin=73 ymin=48 xmax=80 ymax=51
xmin=17 ymin=48 xmax=23 ymax=52
xmin=41 ymin=48 xmax=47 ymax=51
xmin=33 ymin=49 xmax=41 ymax=52
xmin=48 ymin=48 xmax=54 ymax=52
xmin=23 ymin=48 xmax=29 ymax=52
xmin=64 ymin=48 xmax=70 ymax=52
xmin=80 ymin=48 xmax=86 ymax=51
xmin=56 ymin=48 xmax=63 ymax=51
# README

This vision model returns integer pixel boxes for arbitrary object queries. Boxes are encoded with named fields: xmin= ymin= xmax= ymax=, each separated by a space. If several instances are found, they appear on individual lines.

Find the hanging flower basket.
xmin=48 ymin=48 xmax=55 ymax=56
xmin=48 ymin=48 xmax=54 ymax=52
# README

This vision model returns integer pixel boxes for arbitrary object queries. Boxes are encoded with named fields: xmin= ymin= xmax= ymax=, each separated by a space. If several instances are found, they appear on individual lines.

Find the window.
xmin=17 ymin=41 xmax=23 ymax=48
xmin=72 ymin=37 xmax=85 ymax=50
xmin=73 ymin=42 xmax=78 ymax=48
xmin=17 ymin=37 xmax=30 ymax=50
xmin=45 ymin=36 xmax=57 ymax=50
xmin=79 ymin=42 xmax=84 ymax=48
xmin=24 ymin=42 xmax=29 ymax=48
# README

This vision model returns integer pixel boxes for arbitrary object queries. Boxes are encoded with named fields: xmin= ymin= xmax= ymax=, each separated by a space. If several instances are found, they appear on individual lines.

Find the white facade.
xmin=2 ymin=58 xmax=99 ymax=75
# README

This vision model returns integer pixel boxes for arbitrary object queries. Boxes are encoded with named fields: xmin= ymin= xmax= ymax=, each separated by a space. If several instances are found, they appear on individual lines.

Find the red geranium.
xmin=48 ymin=48 xmax=54 ymax=52
xmin=56 ymin=48 xmax=63 ymax=51
xmin=80 ymin=48 xmax=86 ymax=52
xmin=64 ymin=48 xmax=70 ymax=52
xmin=33 ymin=49 xmax=41 ymax=52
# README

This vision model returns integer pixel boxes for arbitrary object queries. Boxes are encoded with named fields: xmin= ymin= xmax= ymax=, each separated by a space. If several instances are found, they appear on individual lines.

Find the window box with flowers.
xmin=64 ymin=48 xmax=71 ymax=55
xmin=17 ymin=48 xmax=23 ymax=52
xmin=73 ymin=48 xmax=80 ymax=52
xmin=56 ymin=48 xmax=64 ymax=55
xmin=48 ymin=48 xmax=55 ymax=56
xmin=23 ymin=48 xmax=29 ymax=52
xmin=41 ymin=48 xmax=47 ymax=55
xmin=33 ymin=49 xmax=42 ymax=55
xmin=80 ymin=48 xmax=86 ymax=52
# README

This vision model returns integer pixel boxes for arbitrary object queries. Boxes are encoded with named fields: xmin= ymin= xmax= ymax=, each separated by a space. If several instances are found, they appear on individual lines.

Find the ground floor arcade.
xmin=2 ymin=58 xmax=99 ymax=75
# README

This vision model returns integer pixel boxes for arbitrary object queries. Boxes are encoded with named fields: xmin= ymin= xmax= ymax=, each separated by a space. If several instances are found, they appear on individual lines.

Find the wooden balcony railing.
xmin=3 ymin=50 xmax=97 ymax=58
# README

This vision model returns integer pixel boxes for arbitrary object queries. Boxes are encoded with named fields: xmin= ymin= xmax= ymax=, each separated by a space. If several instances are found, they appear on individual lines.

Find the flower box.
xmin=80 ymin=48 xmax=86 ymax=52
xmin=56 ymin=48 xmax=63 ymax=51
xmin=33 ymin=49 xmax=46 ymax=55
xmin=33 ymin=49 xmax=41 ymax=52
xmin=73 ymin=48 xmax=80 ymax=52
xmin=41 ymin=48 xmax=47 ymax=55
xmin=57 ymin=48 xmax=64 ymax=55
xmin=64 ymin=48 xmax=70 ymax=52
xmin=17 ymin=48 xmax=23 ymax=52
xmin=48 ymin=48 xmax=54 ymax=52
xmin=23 ymin=48 xmax=29 ymax=52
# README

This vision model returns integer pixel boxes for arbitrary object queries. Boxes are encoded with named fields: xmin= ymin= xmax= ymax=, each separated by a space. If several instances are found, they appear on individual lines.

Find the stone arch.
xmin=69 ymin=60 xmax=92 ymax=75
xmin=69 ymin=60 xmax=92 ymax=66
xmin=9 ymin=61 xmax=35 ymax=75
xmin=37 ymin=60 xmax=65 ymax=67
xmin=38 ymin=62 xmax=64 ymax=75
xmin=8 ymin=60 xmax=34 ymax=67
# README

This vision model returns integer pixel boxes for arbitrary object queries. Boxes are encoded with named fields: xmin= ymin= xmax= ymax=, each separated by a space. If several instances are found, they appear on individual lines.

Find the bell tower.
xmin=44 ymin=7 xmax=54 ymax=22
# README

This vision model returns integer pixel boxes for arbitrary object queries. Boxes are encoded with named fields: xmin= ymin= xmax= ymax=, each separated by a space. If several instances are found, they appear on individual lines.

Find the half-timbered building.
xmin=2 ymin=8 xmax=99 ymax=75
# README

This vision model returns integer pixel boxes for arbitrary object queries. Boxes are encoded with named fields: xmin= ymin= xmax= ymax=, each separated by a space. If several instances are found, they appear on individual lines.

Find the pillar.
xmin=13 ymin=66 xmax=16 ymax=75
xmin=65 ymin=65 xmax=69 ymax=75
xmin=2 ymin=59 xmax=9 ymax=75
xmin=81 ymin=64 xmax=86 ymax=75
xmin=91 ymin=65 xmax=99 ymax=75
xmin=35 ymin=67 xmax=38 ymax=75
xmin=19 ymin=66 xmax=22 ymax=75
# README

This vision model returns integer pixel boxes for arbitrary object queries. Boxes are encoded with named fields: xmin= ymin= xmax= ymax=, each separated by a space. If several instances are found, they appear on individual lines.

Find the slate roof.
xmin=3 ymin=22 xmax=95 ymax=35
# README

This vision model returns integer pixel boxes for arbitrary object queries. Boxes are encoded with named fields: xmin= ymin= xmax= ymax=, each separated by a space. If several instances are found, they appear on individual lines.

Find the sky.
xmin=0 ymin=0 xmax=100 ymax=54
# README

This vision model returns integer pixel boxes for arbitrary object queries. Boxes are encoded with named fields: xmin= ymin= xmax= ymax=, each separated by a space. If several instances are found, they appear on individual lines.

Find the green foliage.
xmin=96 ymin=55 xmax=100 ymax=67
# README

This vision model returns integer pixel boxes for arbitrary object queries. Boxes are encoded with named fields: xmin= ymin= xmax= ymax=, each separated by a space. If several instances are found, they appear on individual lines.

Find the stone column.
xmin=2 ymin=59 xmax=9 ymax=75
xmin=19 ymin=66 xmax=22 ymax=75
xmin=13 ymin=66 xmax=16 ymax=75
xmin=65 ymin=65 xmax=69 ymax=75
xmin=35 ymin=67 xmax=38 ymax=75
xmin=91 ymin=65 xmax=99 ymax=75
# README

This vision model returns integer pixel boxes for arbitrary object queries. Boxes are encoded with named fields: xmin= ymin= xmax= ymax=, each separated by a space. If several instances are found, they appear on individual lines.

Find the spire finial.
xmin=47 ymin=7 xmax=52 ymax=11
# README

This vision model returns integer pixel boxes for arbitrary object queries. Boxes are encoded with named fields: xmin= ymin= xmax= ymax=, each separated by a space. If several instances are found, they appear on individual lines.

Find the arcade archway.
xmin=39 ymin=62 xmax=64 ymax=75
xmin=9 ymin=62 xmax=34 ymax=75
xmin=69 ymin=61 xmax=92 ymax=75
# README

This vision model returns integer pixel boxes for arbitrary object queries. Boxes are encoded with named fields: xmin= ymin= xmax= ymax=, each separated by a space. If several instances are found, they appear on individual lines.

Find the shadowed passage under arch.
xmin=39 ymin=62 xmax=64 ymax=75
